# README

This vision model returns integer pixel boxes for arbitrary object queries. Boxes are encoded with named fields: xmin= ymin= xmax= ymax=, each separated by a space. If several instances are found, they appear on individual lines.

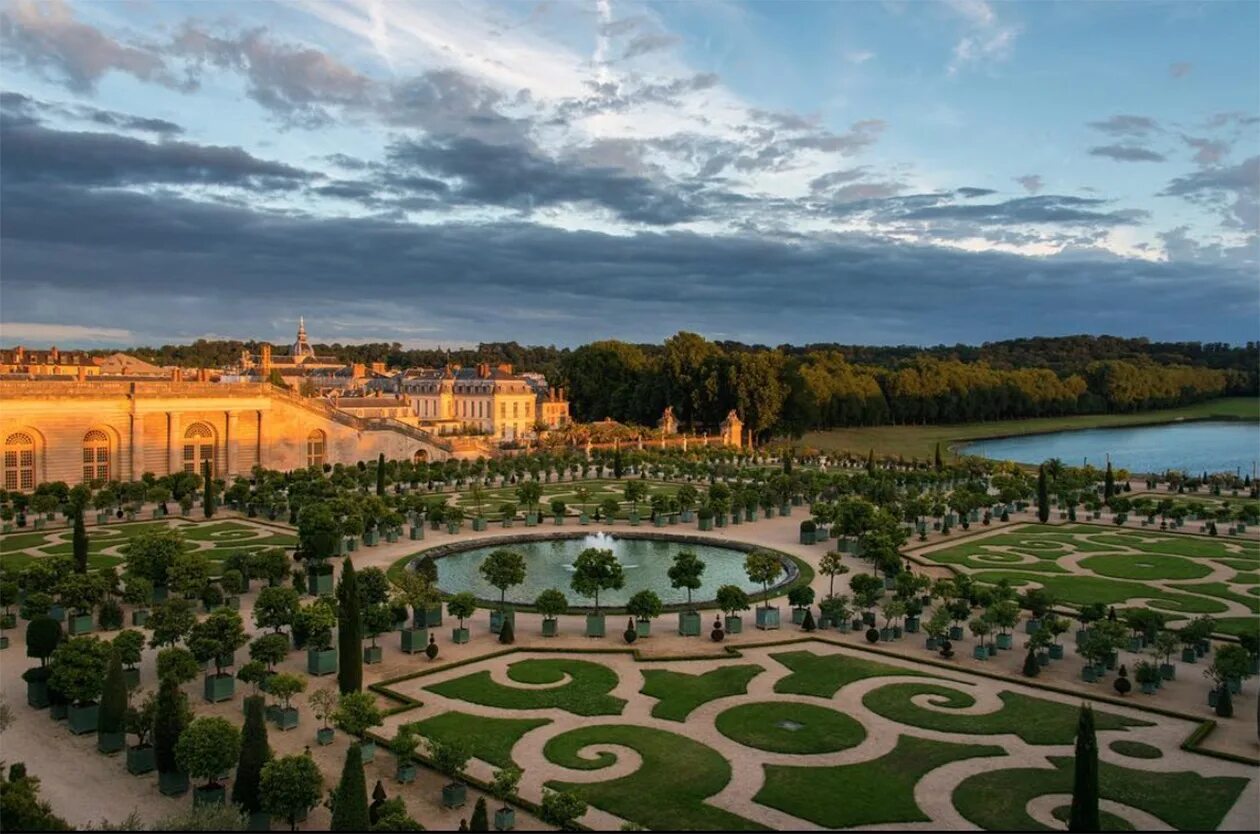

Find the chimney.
xmin=77 ymin=365 xmax=87 ymax=381
xmin=14 ymin=345 xmax=23 ymax=362
xmin=50 ymin=345 xmax=59 ymax=363
xmin=370 ymin=361 xmax=386 ymax=374
xmin=171 ymin=367 xmax=181 ymax=382
xmin=352 ymin=362 xmax=365 ymax=379
xmin=497 ymin=363 xmax=513 ymax=375
xmin=198 ymin=367 xmax=209 ymax=382
xmin=261 ymin=343 xmax=273 ymax=375
xmin=477 ymin=363 xmax=489 ymax=379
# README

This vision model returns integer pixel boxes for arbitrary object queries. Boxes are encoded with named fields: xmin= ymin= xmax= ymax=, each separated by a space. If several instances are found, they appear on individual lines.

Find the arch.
xmin=306 ymin=429 xmax=327 ymax=470
xmin=83 ymin=429 xmax=111 ymax=483
xmin=182 ymin=421 xmax=216 ymax=476
xmin=3 ymin=431 xmax=37 ymax=491
xmin=412 ymin=449 xmax=428 ymax=464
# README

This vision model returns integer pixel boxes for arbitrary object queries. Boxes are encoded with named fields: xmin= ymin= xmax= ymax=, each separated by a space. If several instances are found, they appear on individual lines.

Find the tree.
xmin=376 ymin=453 xmax=386 ymax=497
xmin=818 ymin=551 xmax=850 ymax=598
xmin=254 ymin=586 xmax=301 ymax=634
xmin=249 ymin=632 xmax=290 ymax=673
xmin=0 ymin=767 xmax=72 ymax=831
xmin=72 ymin=507 xmax=88 ymax=575
xmin=25 ymin=615 xmax=62 ymax=667
xmin=569 ymin=548 xmax=624 ymax=613
xmin=429 ymin=737 xmax=471 ymax=785
xmin=266 ymin=673 xmax=307 ymax=712
xmin=490 ymin=766 xmax=522 ymax=818
xmin=667 ymin=551 xmax=705 ymax=610
xmin=113 ymin=628 xmax=145 ymax=671
xmin=49 ymin=635 xmax=110 ymax=706
xmin=176 ymin=716 xmax=242 ymax=792
xmin=535 ymin=589 xmax=568 ymax=623
xmin=125 ymin=528 xmax=185 ymax=589
xmin=540 ymin=788 xmax=587 ymax=831
xmin=469 ymin=796 xmax=489 ymax=832
xmin=154 ymin=675 xmax=191 ymax=777
xmin=1022 ymin=646 xmax=1040 ymax=677
xmin=447 ymin=592 xmax=477 ymax=630
xmin=337 ymin=558 xmax=363 ymax=695
xmin=97 ymin=645 xmax=127 ymax=747
xmin=479 ymin=549 xmax=526 ymax=613
xmin=934 ymin=442 xmax=943 ymax=471
xmin=1104 ymin=461 xmax=1116 ymax=504
xmin=232 ymin=695 xmax=272 ymax=816
xmin=333 ymin=691 xmax=383 ymax=739
xmin=744 ymin=550 xmax=782 ymax=610
xmin=715 ymin=585 xmax=750 ymax=619
xmin=331 ymin=743 xmax=370 ymax=831
xmin=203 ymin=459 xmax=216 ymax=519
xmin=261 ymin=753 xmax=324 ymax=832
xmin=1037 ymin=465 xmax=1050 ymax=524
xmin=626 ymin=590 xmax=662 ymax=625
xmin=1068 ymin=704 xmax=1099 ymax=832
xmin=188 ymin=608 xmax=248 ymax=678
xmin=147 ymin=597 xmax=196 ymax=649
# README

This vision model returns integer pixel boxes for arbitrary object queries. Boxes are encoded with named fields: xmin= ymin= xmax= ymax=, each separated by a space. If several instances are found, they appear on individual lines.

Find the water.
xmin=964 ymin=420 xmax=1260 ymax=475
xmin=425 ymin=534 xmax=770 ymax=607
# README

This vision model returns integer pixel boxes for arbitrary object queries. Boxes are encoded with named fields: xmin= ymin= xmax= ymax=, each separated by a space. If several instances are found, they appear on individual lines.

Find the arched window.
xmin=412 ymin=450 xmax=427 ymax=464
xmin=183 ymin=422 xmax=215 ymax=475
xmin=83 ymin=429 xmax=110 ymax=483
xmin=3 ymin=432 xmax=35 ymax=490
xmin=307 ymin=430 xmax=326 ymax=469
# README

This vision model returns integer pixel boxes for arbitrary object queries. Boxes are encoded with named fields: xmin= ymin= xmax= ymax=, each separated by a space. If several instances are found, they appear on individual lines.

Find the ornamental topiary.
xmin=623 ymin=618 xmax=637 ymax=644
xmin=865 ymin=627 xmax=880 ymax=643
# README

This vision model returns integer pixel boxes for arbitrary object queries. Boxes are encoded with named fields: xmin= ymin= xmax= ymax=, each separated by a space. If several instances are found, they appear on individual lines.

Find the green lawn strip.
xmin=0 ymin=532 xmax=55 ymax=554
xmin=953 ymin=755 xmax=1249 ymax=831
xmin=1228 ymin=572 xmax=1260 ymax=585
xmin=861 ymin=683 xmax=1151 ymax=745
xmin=1087 ymin=533 xmax=1258 ymax=561
xmin=1214 ymin=558 xmax=1257 ymax=571
xmin=1078 ymin=554 xmax=1212 ymax=581
xmin=772 ymin=650 xmax=932 ymax=698
xmin=1211 ymin=617 xmax=1260 ymax=639
xmin=180 ymin=521 xmax=270 ymax=540
xmin=927 ymin=548 xmax=1069 ymax=573
xmin=35 ymin=541 xmax=117 ymax=556
xmin=757 ymin=735 xmax=1005 ymax=828
xmin=544 ymin=724 xmax=762 ymax=831
xmin=1109 ymin=739 xmax=1163 ymax=759
xmin=714 ymin=701 xmax=865 ymax=754
xmin=425 ymin=658 xmax=626 ymax=716
xmin=970 ymin=571 xmax=1229 ymax=614
xmin=1050 ymin=805 xmax=1135 ymax=831
xmin=1166 ymin=582 xmax=1260 ymax=613
xmin=405 ymin=710 xmax=550 ymax=770
xmin=641 ymin=665 xmax=763 ymax=722
xmin=210 ymin=533 xmax=296 ymax=548
xmin=0 ymin=552 xmax=122 ymax=571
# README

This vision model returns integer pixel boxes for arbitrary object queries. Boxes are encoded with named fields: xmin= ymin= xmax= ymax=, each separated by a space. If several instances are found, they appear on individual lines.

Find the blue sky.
xmin=0 ymin=0 xmax=1256 ymax=349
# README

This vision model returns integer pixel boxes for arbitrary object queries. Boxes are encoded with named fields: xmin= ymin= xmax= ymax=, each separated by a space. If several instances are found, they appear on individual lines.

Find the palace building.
xmin=398 ymin=363 xmax=569 ymax=441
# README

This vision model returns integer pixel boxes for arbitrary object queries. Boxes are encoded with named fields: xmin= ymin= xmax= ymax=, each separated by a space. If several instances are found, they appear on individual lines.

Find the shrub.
xmin=498 ymin=617 xmax=515 ymax=645
xmin=260 ymin=754 xmax=324 ymax=830
xmin=333 ymin=691 xmax=383 ymax=739
xmin=98 ymin=598 xmax=124 ymax=631
xmin=539 ymin=789 xmax=587 ymax=830
xmin=801 ymin=609 xmax=816 ymax=632
xmin=25 ymin=616 xmax=62 ymax=666
xmin=49 ymin=636 xmax=111 ymax=705
xmin=176 ymin=716 xmax=242 ymax=790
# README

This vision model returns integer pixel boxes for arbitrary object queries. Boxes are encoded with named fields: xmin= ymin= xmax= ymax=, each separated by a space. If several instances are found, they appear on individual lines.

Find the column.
xmin=131 ymin=412 xmax=145 ymax=481
xmin=167 ymin=411 xmax=182 ymax=476
xmin=256 ymin=410 xmax=267 ymax=470
xmin=225 ymin=410 xmax=239 ymax=477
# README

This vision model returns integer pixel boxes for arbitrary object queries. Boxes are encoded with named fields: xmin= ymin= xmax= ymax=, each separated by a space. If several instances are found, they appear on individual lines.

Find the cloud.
xmin=0 ymin=321 xmax=134 ymax=344
xmin=945 ymin=0 xmax=1020 ymax=75
xmin=1161 ymin=156 xmax=1259 ymax=230
xmin=0 ymin=91 xmax=182 ymax=136
xmin=1182 ymin=135 xmax=1230 ymax=166
xmin=621 ymin=33 xmax=680 ymax=61
xmin=1014 ymin=174 xmax=1043 ymax=194
xmin=845 ymin=50 xmax=875 ymax=65
xmin=898 ymin=194 xmax=1146 ymax=226
xmin=1089 ymin=144 xmax=1166 ymax=163
xmin=0 ymin=0 xmax=185 ymax=93
xmin=956 ymin=187 xmax=997 ymax=198
xmin=1087 ymin=114 xmax=1161 ymax=138
xmin=1169 ymin=62 xmax=1192 ymax=78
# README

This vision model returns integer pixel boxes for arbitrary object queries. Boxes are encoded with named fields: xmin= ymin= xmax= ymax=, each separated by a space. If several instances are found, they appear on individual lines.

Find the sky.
xmin=0 ymin=0 xmax=1257 ymax=350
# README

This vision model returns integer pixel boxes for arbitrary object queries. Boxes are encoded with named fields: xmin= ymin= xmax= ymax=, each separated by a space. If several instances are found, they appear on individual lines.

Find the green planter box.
xmin=995 ymin=633 xmax=1013 ymax=650
xmin=678 ymin=610 xmax=701 ymax=636
xmin=50 ymin=702 xmax=68 ymax=721
xmin=26 ymin=679 xmax=49 ymax=709
xmin=635 ymin=619 xmax=651 ymax=638
xmin=904 ymin=616 xmax=920 ymax=634
xmin=48 ymin=604 xmax=65 ymax=622
xmin=307 ymin=571 xmax=334 ymax=597
xmin=542 ymin=619 xmax=558 ymax=637
xmin=501 ymin=519 xmax=514 ymax=528
xmin=628 ymin=512 xmax=641 ymax=527
xmin=68 ymin=702 xmax=99 ymax=735
xmin=779 ymin=504 xmax=791 ymax=516
xmin=756 ymin=607 xmax=780 ymax=631
xmin=126 ymin=745 xmax=155 ymax=775
xmin=359 ymin=740 xmax=376 ymax=763
xmin=579 ymin=514 xmax=590 ymax=525
xmin=194 ymin=785 xmax=226 ymax=808
xmin=307 ymin=648 xmax=337 ymax=676
xmin=276 ymin=707 xmax=300 ymax=731
xmin=410 ymin=526 xmax=424 ymax=540
xmin=204 ymin=673 xmax=235 ymax=703
xmin=317 ymin=727 xmax=335 ymax=745
xmin=494 ymin=807 xmax=516 ymax=831
xmin=401 ymin=627 xmax=428 ymax=654
xmin=724 ymin=615 xmax=742 ymax=634
xmin=397 ymin=763 xmax=418 ymax=784
xmin=972 ymin=645 xmax=988 ymax=660
xmin=585 ymin=613 xmax=606 ymax=637
xmin=472 ymin=518 xmax=488 ymax=532
xmin=1081 ymin=666 xmax=1098 ymax=682
xmin=799 ymin=531 xmax=816 ymax=545
xmin=524 ymin=514 xmax=538 ymax=527
xmin=442 ymin=782 xmax=467 ymax=809
xmin=159 ymin=771 xmax=190 ymax=796
xmin=1160 ymin=663 xmax=1176 ymax=681
xmin=446 ymin=522 xmax=462 ymax=534
xmin=97 ymin=730 xmax=125 ymax=754
xmin=451 ymin=627 xmax=469 ymax=643
xmin=131 ymin=609 xmax=149 ymax=627
xmin=792 ymin=608 xmax=807 ymax=625
xmin=653 ymin=515 xmax=666 ymax=528
xmin=364 ymin=531 xmax=379 ymax=546
xmin=949 ymin=626 xmax=964 ymax=640
xmin=426 ymin=606 xmax=443 ymax=627
xmin=0 ymin=612 xmax=15 ymax=630
xmin=1049 ymin=644 xmax=1065 ymax=660
xmin=698 ymin=518 xmax=714 ymax=531
xmin=490 ymin=609 xmax=515 ymax=635
xmin=363 ymin=645 xmax=383 ymax=664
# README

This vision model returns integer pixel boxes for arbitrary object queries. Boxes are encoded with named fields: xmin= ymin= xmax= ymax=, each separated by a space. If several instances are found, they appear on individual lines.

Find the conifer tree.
xmin=866 ymin=449 xmax=875 ymax=475
xmin=1068 ymin=704 xmax=1099 ymax=832
xmin=1037 ymin=465 xmax=1050 ymax=523
xmin=72 ymin=508 xmax=88 ymax=575
xmin=337 ymin=558 xmax=362 ymax=694
xmin=330 ymin=742 xmax=369 ymax=831
xmin=499 ymin=616 xmax=515 ymax=645
xmin=232 ymin=695 xmax=272 ymax=816
xmin=202 ymin=460 xmax=216 ymax=519
xmin=1216 ymin=684 xmax=1234 ymax=718
xmin=1022 ymin=646 xmax=1040 ymax=677
xmin=154 ymin=675 xmax=189 ymax=778
xmin=376 ymin=453 xmax=386 ymax=496
xmin=934 ymin=442 xmax=943 ymax=471
xmin=469 ymin=796 xmax=489 ymax=832
xmin=97 ymin=645 xmax=127 ymax=752
xmin=1104 ymin=461 xmax=1116 ymax=505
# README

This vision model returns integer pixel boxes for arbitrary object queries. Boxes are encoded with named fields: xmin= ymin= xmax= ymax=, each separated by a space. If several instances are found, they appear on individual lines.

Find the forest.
xmin=106 ymin=334 xmax=1257 ymax=441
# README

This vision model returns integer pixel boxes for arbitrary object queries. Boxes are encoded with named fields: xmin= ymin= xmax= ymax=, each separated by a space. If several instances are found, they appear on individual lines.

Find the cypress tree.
xmin=1216 ymin=684 xmax=1234 ymax=718
xmin=337 ymin=558 xmax=363 ymax=694
xmin=202 ymin=459 xmax=216 ymax=519
xmin=1068 ymin=704 xmax=1099 ymax=832
xmin=370 ymin=781 xmax=387 ymax=825
xmin=376 ymin=453 xmax=386 ymax=496
xmin=1104 ymin=461 xmax=1115 ymax=505
xmin=1022 ymin=646 xmax=1040 ymax=677
xmin=232 ymin=695 xmax=272 ymax=815
xmin=97 ymin=645 xmax=127 ymax=751
xmin=469 ymin=796 xmax=489 ymax=832
xmin=72 ymin=508 xmax=88 ymax=575
xmin=1037 ymin=466 xmax=1050 ymax=523
xmin=498 ymin=616 xmax=515 ymax=645
xmin=331 ymin=742 xmax=370 ymax=831
xmin=934 ymin=442 xmax=943 ymax=471
xmin=866 ymin=449 xmax=875 ymax=475
xmin=154 ymin=675 xmax=188 ymax=777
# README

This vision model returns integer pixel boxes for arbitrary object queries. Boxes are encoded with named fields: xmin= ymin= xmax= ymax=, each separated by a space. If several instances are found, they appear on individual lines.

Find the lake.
xmin=962 ymin=420 xmax=1260 ymax=475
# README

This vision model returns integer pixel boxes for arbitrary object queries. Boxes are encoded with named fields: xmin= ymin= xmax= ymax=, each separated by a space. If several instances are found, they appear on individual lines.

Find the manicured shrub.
xmin=337 ymin=558 xmax=362 ymax=695
xmin=1022 ymin=647 xmax=1040 ymax=678
xmin=260 ymin=753 xmax=323 ymax=831
xmin=469 ymin=796 xmax=489 ymax=832
xmin=498 ymin=616 xmax=515 ymax=645
xmin=331 ymin=743 xmax=369 ymax=831
xmin=1068 ymin=705 xmax=1099 ymax=832
xmin=98 ymin=599 xmax=124 ymax=631
xmin=175 ymin=716 xmax=242 ymax=791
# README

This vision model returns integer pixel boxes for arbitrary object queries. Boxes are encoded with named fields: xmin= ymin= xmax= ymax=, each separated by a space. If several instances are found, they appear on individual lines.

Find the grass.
xmin=1166 ymin=582 xmax=1260 ymax=614
xmin=449 ymin=478 xmax=708 ymax=520
xmin=544 ymin=724 xmax=762 ymax=831
xmin=953 ymin=755 xmax=1250 ymax=831
xmin=640 ymin=664 xmax=763 ymax=722
xmin=860 ymin=683 xmax=1151 ymax=745
xmin=404 ymin=710 xmax=550 ymax=769
xmin=756 ymin=734 xmax=1005 ymax=828
xmin=1229 ymin=572 xmax=1260 ymax=585
xmin=714 ymin=701 xmax=865 ymax=754
xmin=1050 ymin=806 xmax=1135 ymax=831
xmin=425 ymin=658 xmax=626 ymax=716
xmin=1109 ymin=739 xmax=1163 ymax=759
xmin=798 ymin=397 xmax=1260 ymax=460
xmin=1211 ymin=617 xmax=1260 ymax=639
xmin=970 ymin=571 xmax=1230 ymax=614
xmin=770 ymin=650 xmax=930 ymax=698
xmin=1078 ymin=554 xmax=1213 ymax=581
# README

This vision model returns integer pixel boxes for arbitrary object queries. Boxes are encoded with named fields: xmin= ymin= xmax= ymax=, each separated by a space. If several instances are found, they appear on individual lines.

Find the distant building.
xmin=0 ymin=346 xmax=101 ymax=377
xmin=398 ymin=363 xmax=569 ymax=441
xmin=230 ymin=318 xmax=386 ymax=393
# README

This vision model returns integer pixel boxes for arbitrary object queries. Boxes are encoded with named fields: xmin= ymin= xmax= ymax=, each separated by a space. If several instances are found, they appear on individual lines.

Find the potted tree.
xmin=788 ymin=586 xmax=815 ymax=626
xmin=154 ymin=676 xmax=191 ymax=796
xmin=175 ymin=716 xmax=241 ymax=807
xmin=535 ymin=589 xmax=567 ymax=637
xmin=394 ymin=572 xmax=435 ymax=654
xmin=880 ymin=599 xmax=906 ymax=642
xmin=124 ymin=691 xmax=158 ymax=775
xmin=1152 ymin=630 xmax=1180 ymax=681
xmin=570 ymin=548 xmax=624 ymax=637
xmin=480 ymin=549 xmax=526 ymax=635
xmin=490 ymin=765 xmax=523 ymax=832
xmin=668 ymin=550 xmax=705 ymax=636
xmin=50 ymin=635 xmax=110 ymax=734
xmin=189 ymin=608 xmax=248 ymax=703
xmin=599 ymin=497 xmax=620 ymax=525
xmin=850 ymin=574 xmax=884 ymax=628
xmin=696 ymin=505 xmax=714 ymax=531
xmin=626 ymin=590 xmax=662 ymax=638
xmin=745 ymin=550 xmax=783 ymax=630
xmin=58 ymin=573 xmax=102 ymax=636
xmin=97 ymin=645 xmax=128 ymax=754
xmin=430 ymin=737 xmax=472 ymax=809
xmin=799 ymin=519 xmax=817 ymax=545
xmin=924 ymin=607 xmax=950 ymax=651
xmin=334 ymin=690 xmax=384 ymax=762
xmin=988 ymin=600 xmax=1020 ymax=651
xmin=220 ymin=570 xmax=247 ymax=611
xmin=1045 ymin=615 xmax=1070 ymax=660
xmin=969 ymin=617 xmax=992 ymax=660
xmin=448 ymin=592 xmax=477 ymax=644
xmin=123 ymin=577 xmax=153 ymax=627
xmin=299 ymin=601 xmax=337 ymax=676
xmin=1135 ymin=661 xmax=1161 ymax=695
xmin=551 ymin=498 xmax=567 ymax=525
xmin=362 ymin=604 xmax=392 ymax=664
xmin=310 ymin=685 xmax=338 ymax=745
xmin=260 ymin=753 xmax=323 ymax=832
xmin=821 ymin=594 xmax=853 ymax=633
xmin=23 ymin=615 xmax=62 ymax=708
xmin=716 ymin=585 xmax=749 ymax=634
xmin=267 ymin=672 xmax=306 ymax=730
xmin=390 ymin=726 xmax=419 ymax=784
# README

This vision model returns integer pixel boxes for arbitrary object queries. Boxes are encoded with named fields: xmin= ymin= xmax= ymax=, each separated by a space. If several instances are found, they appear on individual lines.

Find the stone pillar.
xmin=225 ymin=410 xmax=239 ymax=478
xmin=131 ymin=412 xmax=145 ymax=481
xmin=256 ymin=409 xmax=267 ymax=470
xmin=167 ymin=411 xmax=182 ymax=476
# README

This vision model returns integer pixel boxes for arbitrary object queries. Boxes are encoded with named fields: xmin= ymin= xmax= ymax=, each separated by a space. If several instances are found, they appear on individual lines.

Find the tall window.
xmin=83 ymin=430 xmax=110 ymax=483
xmin=183 ymin=422 xmax=215 ymax=475
xmin=412 ymin=450 xmax=427 ymax=464
xmin=306 ymin=430 xmax=326 ymax=469
xmin=3 ymin=432 xmax=35 ymax=491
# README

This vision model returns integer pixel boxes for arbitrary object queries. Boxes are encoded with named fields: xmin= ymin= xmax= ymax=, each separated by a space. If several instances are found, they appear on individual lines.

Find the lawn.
xmin=969 ymin=571 xmax=1230 ymax=613
xmin=641 ymin=664 xmax=763 ymax=722
xmin=545 ymin=724 xmax=761 ymax=831
xmin=404 ymin=710 xmax=550 ymax=769
xmin=714 ymin=701 xmax=865 ymax=754
xmin=1077 ymin=553 xmax=1213 ymax=581
xmin=756 ymin=735 xmax=1005 ymax=828
xmin=1165 ymin=582 xmax=1260 ymax=614
xmin=771 ymin=650 xmax=930 ymax=698
xmin=425 ymin=658 xmax=626 ymax=716
xmin=1109 ymin=739 xmax=1162 ymax=759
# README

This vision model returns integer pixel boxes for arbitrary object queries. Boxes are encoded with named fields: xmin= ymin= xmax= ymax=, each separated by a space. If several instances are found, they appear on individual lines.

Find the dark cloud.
xmin=1087 ymin=114 xmax=1161 ymax=138
xmin=621 ymin=33 xmax=681 ymax=61
xmin=899 ymin=195 xmax=1145 ymax=226
xmin=1089 ymin=144 xmax=1166 ymax=162
xmin=956 ymin=187 xmax=997 ymax=198
xmin=1014 ymin=174 xmax=1043 ymax=194
xmin=1161 ymin=156 xmax=1259 ymax=230
xmin=386 ymin=69 xmax=530 ymax=144
xmin=1181 ymin=135 xmax=1230 ymax=166
xmin=0 ymin=90 xmax=182 ymax=135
